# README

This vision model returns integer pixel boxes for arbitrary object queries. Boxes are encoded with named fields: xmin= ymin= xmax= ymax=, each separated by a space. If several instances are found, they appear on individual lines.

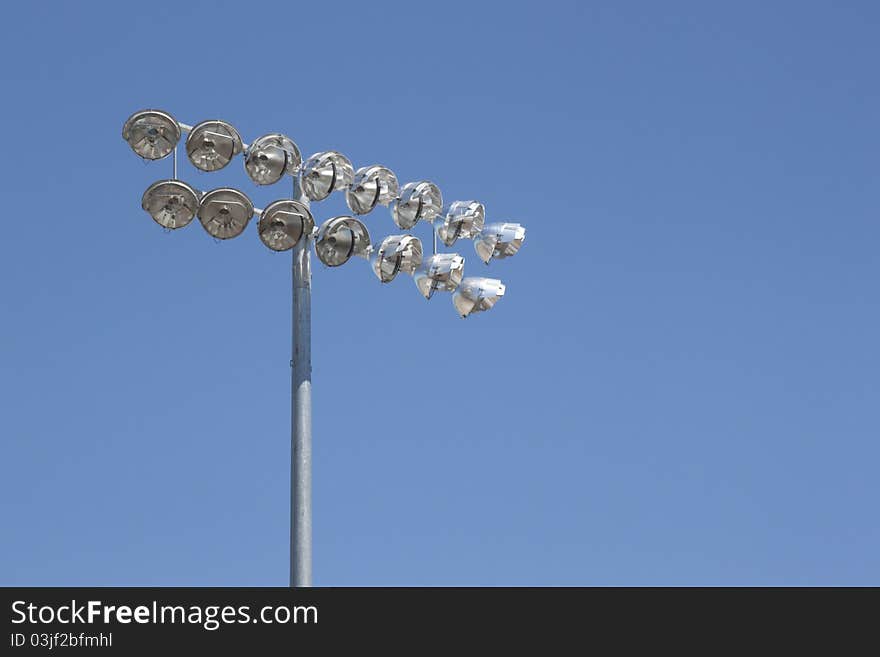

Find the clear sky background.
xmin=1 ymin=0 xmax=878 ymax=586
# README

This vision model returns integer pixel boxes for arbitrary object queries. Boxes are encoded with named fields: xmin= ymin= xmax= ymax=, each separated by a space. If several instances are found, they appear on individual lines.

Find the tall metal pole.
xmin=290 ymin=178 xmax=312 ymax=587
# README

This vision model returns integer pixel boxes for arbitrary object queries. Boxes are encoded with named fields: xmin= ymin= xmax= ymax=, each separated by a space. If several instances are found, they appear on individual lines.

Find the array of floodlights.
xmin=122 ymin=109 xmax=526 ymax=317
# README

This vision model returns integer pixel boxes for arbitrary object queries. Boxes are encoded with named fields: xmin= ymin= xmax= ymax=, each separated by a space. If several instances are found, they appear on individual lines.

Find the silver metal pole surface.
xmin=290 ymin=178 xmax=313 ymax=587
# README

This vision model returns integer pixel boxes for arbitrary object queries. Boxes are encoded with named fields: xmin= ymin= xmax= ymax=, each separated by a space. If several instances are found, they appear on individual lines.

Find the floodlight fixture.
xmin=314 ymin=216 xmax=371 ymax=267
xmin=186 ymin=120 xmax=244 ymax=172
xmin=123 ymin=106 xmax=528 ymax=589
xmin=345 ymin=165 xmax=399 ymax=215
xmin=141 ymin=179 xmax=200 ymax=229
xmin=258 ymin=200 xmax=314 ymax=252
xmin=473 ymin=222 xmax=527 ymax=264
xmin=414 ymin=253 xmax=465 ymax=299
xmin=438 ymin=200 xmax=485 ymax=246
xmin=372 ymin=235 xmax=423 ymax=283
xmin=390 ymin=181 xmax=443 ymax=229
xmin=299 ymin=151 xmax=354 ymax=201
xmin=122 ymin=109 xmax=180 ymax=160
xmin=197 ymin=187 xmax=254 ymax=239
xmin=452 ymin=277 xmax=506 ymax=318
xmin=245 ymin=134 xmax=302 ymax=185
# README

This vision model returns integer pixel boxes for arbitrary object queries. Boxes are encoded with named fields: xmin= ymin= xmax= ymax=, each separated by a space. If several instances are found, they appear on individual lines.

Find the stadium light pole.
xmin=122 ymin=109 xmax=525 ymax=588
xmin=290 ymin=178 xmax=312 ymax=587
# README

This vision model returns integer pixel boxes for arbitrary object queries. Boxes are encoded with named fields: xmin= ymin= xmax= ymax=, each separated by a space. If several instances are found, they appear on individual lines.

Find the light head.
xmin=345 ymin=165 xmax=399 ymax=215
xmin=438 ymin=200 xmax=485 ymax=246
xmin=453 ymin=277 xmax=506 ymax=318
xmin=299 ymin=151 xmax=354 ymax=201
xmin=258 ymin=200 xmax=314 ymax=251
xmin=315 ymin=216 xmax=371 ymax=267
xmin=197 ymin=188 xmax=254 ymax=239
xmin=141 ymin=179 xmax=200 ymax=229
xmin=390 ymin=181 xmax=443 ymax=229
xmin=122 ymin=109 xmax=180 ymax=160
xmin=474 ymin=222 xmax=526 ymax=264
xmin=372 ymin=235 xmax=423 ymax=283
xmin=186 ymin=120 xmax=243 ymax=172
xmin=244 ymin=133 xmax=302 ymax=185
xmin=413 ymin=253 xmax=465 ymax=299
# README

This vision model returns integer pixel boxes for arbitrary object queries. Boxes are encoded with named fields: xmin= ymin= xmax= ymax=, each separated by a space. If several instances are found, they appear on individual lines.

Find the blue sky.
xmin=1 ymin=0 xmax=878 ymax=585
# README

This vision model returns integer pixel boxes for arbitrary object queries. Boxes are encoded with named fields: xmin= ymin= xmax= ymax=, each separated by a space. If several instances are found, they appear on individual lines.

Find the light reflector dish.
xmin=474 ymin=222 xmax=526 ymax=263
xmin=414 ymin=253 xmax=465 ymax=299
xmin=453 ymin=277 xmax=506 ymax=318
xmin=372 ymin=235 xmax=423 ymax=283
xmin=245 ymin=133 xmax=302 ymax=185
xmin=299 ymin=151 xmax=354 ymax=201
xmin=391 ymin=181 xmax=443 ymax=229
xmin=438 ymin=200 xmax=485 ymax=246
xmin=346 ymin=166 xmax=399 ymax=215
xmin=186 ymin=120 xmax=243 ymax=172
xmin=197 ymin=188 xmax=254 ymax=239
xmin=141 ymin=179 xmax=200 ymax=229
xmin=122 ymin=109 xmax=180 ymax=160
xmin=258 ymin=200 xmax=314 ymax=251
xmin=315 ymin=216 xmax=371 ymax=266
